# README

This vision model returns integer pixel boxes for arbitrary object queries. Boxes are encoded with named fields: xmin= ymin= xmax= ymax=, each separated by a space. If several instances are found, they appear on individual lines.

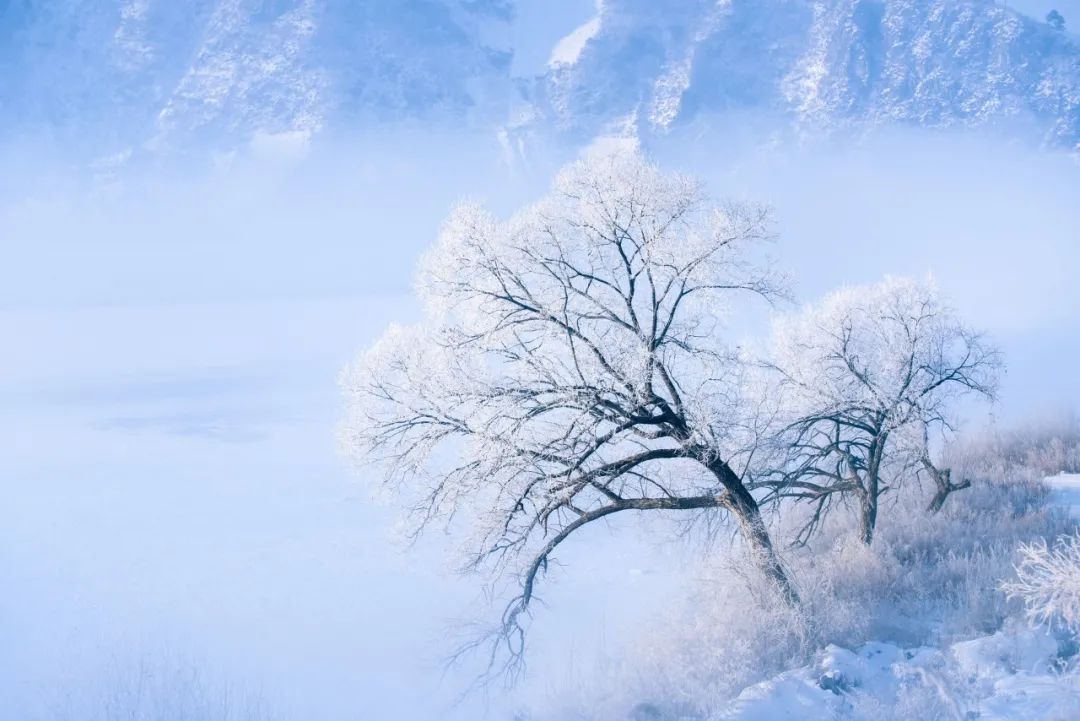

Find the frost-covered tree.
xmin=762 ymin=277 xmax=999 ymax=545
xmin=1047 ymin=9 xmax=1066 ymax=32
xmin=340 ymin=148 xmax=795 ymax=674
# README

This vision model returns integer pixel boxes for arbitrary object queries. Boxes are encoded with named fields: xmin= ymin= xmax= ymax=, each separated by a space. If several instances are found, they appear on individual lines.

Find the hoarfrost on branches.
xmin=1004 ymin=533 xmax=1080 ymax=632
xmin=762 ymin=276 xmax=1000 ymax=544
xmin=340 ymin=148 xmax=796 ymax=677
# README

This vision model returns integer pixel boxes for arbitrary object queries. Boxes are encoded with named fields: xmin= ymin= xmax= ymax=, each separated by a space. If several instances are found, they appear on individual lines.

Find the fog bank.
xmin=2 ymin=124 xmax=1078 ymax=719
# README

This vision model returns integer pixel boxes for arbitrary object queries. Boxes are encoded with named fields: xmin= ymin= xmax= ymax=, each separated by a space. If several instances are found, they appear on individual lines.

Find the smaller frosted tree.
xmin=341 ymin=148 xmax=794 ymax=677
xmin=762 ymin=277 xmax=1000 ymax=545
xmin=1047 ymin=9 xmax=1066 ymax=32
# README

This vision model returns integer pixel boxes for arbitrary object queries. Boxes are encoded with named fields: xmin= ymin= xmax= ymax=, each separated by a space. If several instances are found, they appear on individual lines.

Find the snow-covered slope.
xmin=714 ymin=626 xmax=1080 ymax=721
xmin=0 ymin=0 xmax=513 ymax=152
xmin=529 ymin=0 xmax=1080 ymax=149
xmin=3 ymin=0 xmax=1080 ymax=154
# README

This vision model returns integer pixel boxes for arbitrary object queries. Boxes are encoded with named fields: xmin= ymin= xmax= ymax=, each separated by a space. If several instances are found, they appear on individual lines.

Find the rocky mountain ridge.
xmin=2 ymin=0 xmax=1078 ymax=155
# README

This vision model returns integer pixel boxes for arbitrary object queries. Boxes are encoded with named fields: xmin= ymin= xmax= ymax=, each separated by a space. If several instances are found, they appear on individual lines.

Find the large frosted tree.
xmin=763 ymin=276 xmax=999 ymax=545
xmin=340 ymin=148 xmax=795 ymax=673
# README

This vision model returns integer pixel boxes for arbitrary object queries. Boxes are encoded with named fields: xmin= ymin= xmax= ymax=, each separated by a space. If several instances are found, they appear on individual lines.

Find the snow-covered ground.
xmin=711 ymin=475 xmax=1080 ymax=721
xmin=1050 ymin=473 xmax=1080 ymax=519
xmin=716 ymin=625 xmax=1080 ymax=720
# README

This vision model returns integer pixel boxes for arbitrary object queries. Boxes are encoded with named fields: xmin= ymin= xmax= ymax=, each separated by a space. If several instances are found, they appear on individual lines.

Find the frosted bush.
xmin=941 ymin=414 xmax=1080 ymax=484
xmin=48 ymin=655 xmax=281 ymax=721
xmin=1004 ymin=532 xmax=1080 ymax=632
xmin=848 ymin=681 xmax=959 ymax=721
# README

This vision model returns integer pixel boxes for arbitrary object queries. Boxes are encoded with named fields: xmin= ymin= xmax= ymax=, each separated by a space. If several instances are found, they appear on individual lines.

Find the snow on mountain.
xmin=547 ymin=2 xmax=602 ymax=69
xmin=2 ymin=0 xmax=1080 ymax=155
xmin=0 ymin=0 xmax=513 ymax=153
xmin=527 ymin=0 xmax=1080 ymax=150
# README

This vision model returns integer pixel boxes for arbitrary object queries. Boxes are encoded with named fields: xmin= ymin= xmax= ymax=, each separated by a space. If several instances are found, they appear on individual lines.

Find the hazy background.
xmin=2 ymin=119 xmax=1079 ymax=720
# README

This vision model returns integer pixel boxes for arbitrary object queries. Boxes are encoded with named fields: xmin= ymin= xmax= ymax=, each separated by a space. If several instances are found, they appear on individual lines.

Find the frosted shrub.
xmin=943 ymin=414 xmax=1080 ymax=484
xmin=848 ymin=680 xmax=959 ymax=721
xmin=49 ymin=655 xmax=281 ymax=721
xmin=565 ymin=554 xmax=831 ymax=718
xmin=999 ymin=413 xmax=1080 ymax=476
xmin=1004 ymin=533 xmax=1080 ymax=632
xmin=855 ymin=474 xmax=1072 ymax=640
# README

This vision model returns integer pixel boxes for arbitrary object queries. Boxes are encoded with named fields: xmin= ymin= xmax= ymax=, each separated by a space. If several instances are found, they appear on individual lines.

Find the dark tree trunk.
xmin=926 ymin=487 xmax=951 ymax=514
xmin=922 ymin=458 xmax=971 ymax=514
xmin=857 ymin=433 xmax=887 ymax=545
xmin=858 ymin=489 xmax=877 ymax=545
xmin=708 ymin=459 xmax=800 ymax=606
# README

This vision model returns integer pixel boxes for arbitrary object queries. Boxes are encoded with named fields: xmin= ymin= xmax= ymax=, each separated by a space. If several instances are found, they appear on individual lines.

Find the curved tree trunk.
xmin=922 ymin=458 xmax=971 ymax=514
xmin=708 ymin=459 xmax=800 ymax=606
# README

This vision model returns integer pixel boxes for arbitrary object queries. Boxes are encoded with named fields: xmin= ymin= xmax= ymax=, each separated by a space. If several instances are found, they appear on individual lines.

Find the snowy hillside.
xmin=2 ymin=0 xmax=1080 ymax=156
xmin=0 ymin=0 xmax=514 ymax=151
xmin=529 ymin=0 xmax=1080 ymax=149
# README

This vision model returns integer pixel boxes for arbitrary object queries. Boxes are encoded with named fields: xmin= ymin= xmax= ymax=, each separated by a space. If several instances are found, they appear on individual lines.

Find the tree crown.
xmin=768 ymin=275 xmax=999 ymax=436
xmin=340 ymin=149 xmax=785 ymax=670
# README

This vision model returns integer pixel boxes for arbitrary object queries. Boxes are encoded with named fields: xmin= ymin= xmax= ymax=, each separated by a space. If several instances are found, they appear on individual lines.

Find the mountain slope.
xmin=529 ymin=0 xmax=1080 ymax=149
xmin=2 ymin=0 xmax=1079 ymax=155
xmin=0 ymin=0 xmax=513 ymax=152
